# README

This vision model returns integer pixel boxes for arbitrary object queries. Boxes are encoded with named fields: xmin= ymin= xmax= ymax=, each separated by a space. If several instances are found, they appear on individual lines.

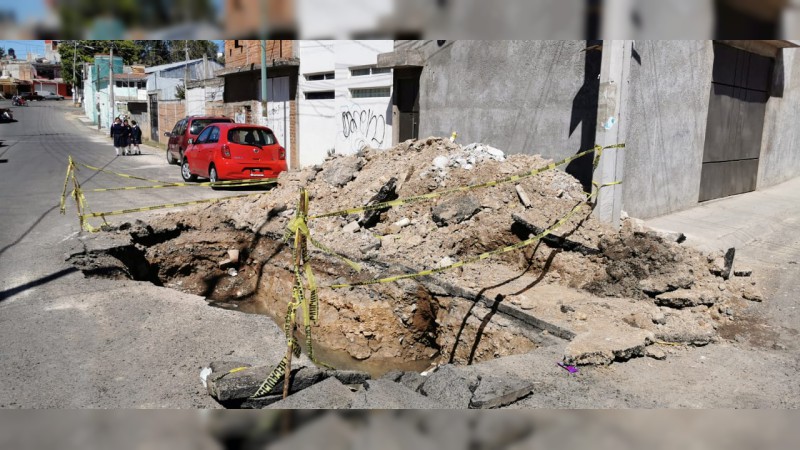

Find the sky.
xmin=0 ymin=40 xmax=46 ymax=56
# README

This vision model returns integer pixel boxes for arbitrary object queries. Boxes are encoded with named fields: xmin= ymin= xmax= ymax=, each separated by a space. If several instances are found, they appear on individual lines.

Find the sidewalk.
xmin=646 ymin=177 xmax=800 ymax=265
xmin=69 ymin=111 xmax=164 ymax=156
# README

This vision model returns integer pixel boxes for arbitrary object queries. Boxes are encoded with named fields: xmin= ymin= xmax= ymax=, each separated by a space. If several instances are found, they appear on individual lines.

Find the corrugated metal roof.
xmin=144 ymin=59 xmax=206 ymax=73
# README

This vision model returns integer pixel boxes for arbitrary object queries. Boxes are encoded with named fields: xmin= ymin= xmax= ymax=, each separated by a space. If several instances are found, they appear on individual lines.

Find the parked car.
xmin=37 ymin=91 xmax=64 ymax=101
xmin=21 ymin=92 xmax=43 ymax=101
xmin=164 ymin=116 xmax=234 ymax=165
xmin=181 ymin=123 xmax=287 ymax=183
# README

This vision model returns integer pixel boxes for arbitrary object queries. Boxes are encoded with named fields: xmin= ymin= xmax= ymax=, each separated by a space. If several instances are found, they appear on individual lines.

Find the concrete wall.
xmin=157 ymin=101 xmax=186 ymax=145
xmin=622 ymin=41 xmax=714 ymax=219
xmin=757 ymin=47 xmax=800 ymax=189
xmin=417 ymin=40 xmax=595 ymax=166
xmin=297 ymin=40 xmax=394 ymax=167
xmin=297 ymin=40 xmax=337 ymax=167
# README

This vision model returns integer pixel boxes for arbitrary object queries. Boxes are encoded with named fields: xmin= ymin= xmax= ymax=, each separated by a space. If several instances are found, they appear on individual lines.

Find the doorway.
xmin=699 ymin=42 xmax=772 ymax=201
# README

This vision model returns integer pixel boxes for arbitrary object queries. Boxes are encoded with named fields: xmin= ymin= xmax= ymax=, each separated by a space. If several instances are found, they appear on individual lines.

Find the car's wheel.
xmin=209 ymin=165 xmax=220 ymax=189
xmin=181 ymin=158 xmax=197 ymax=182
xmin=166 ymin=149 xmax=176 ymax=165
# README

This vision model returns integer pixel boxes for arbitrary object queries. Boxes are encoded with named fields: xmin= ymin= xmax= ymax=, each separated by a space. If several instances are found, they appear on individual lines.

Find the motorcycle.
xmin=12 ymin=97 xmax=27 ymax=107
xmin=1 ymin=108 xmax=13 ymax=122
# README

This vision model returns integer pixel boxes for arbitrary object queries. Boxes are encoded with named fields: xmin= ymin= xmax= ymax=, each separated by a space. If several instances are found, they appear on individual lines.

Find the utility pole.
xmin=73 ymin=41 xmax=77 ymax=106
xmin=184 ymin=41 xmax=189 ymax=99
xmin=591 ymin=39 xmax=631 ymax=228
xmin=109 ymin=45 xmax=114 ymax=129
xmin=260 ymin=40 xmax=268 ymax=110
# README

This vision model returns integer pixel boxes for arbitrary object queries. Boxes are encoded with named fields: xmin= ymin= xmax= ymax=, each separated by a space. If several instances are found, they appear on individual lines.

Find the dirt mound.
xmin=74 ymin=137 xmax=763 ymax=371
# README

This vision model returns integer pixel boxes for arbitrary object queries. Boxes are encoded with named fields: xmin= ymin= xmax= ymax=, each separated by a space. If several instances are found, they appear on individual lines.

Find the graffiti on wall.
xmin=340 ymin=106 xmax=386 ymax=152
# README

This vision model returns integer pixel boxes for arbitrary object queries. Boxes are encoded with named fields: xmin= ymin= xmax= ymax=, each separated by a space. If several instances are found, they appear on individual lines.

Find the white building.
xmin=297 ymin=40 xmax=394 ymax=167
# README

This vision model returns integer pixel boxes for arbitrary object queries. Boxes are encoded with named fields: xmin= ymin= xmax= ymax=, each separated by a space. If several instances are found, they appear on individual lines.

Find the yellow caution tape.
xmin=287 ymin=216 xmax=363 ymax=272
xmin=309 ymin=144 xmax=625 ymax=220
xmin=80 ymin=192 xmax=263 ymax=219
xmin=250 ymin=354 xmax=289 ymax=398
xmin=86 ymin=178 xmax=277 ymax=192
xmin=655 ymin=340 xmax=683 ymax=347
xmin=328 ymin=181 xmax=621 ymax=289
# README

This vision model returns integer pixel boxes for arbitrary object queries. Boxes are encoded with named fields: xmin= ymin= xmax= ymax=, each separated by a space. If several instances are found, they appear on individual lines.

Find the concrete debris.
xmin=323 ymin=156 xmax=364 ymax=187
xmin=734 ymin=268 xmax=752 ymax=277
xmin=645 ymin=345 xmax=667 ymax=360
xmin=468 ymin=376 xmax=535 ymax=409
xmin=265 ymin=376 xmax=357 ymax=409
xmin=655 ymin=288 xmax=718 ymax=308
xmin=512 ymin=213 xmax=601 ymax=255
xmin=419 ymin=364 xmax=481 ymax=409
xmin=431 ymin=194 xmax=481 ymax=226
xmin=206 ymin=364 xmax=325 ymax=403
xmin=326 ymin=369 xmax=371 ymax=385
xmin=515 ymin=185 xmax=532 ymax=208
xmin=342 ymin=221 xmax=360 ymax=234
xmin=563 ymin=323 xmax=655 ymax=365
xmin=721 ymin=247 xmax=736 ymax=280
xmin=742 ymin=286 xmax=763 ymax=302
xmin=351 ymin=379 xmax=444 ymax=409
xmin=218 ymin=249 xmax=240 ymax=268
xmin=358 ymin=177 xmax=398 ymax=228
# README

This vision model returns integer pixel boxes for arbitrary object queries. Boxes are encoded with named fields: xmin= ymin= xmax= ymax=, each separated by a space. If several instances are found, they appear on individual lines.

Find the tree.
xmin=175 ymin=83 xmax=185 ymax=100
xmin=167 ymin=40 xmax=220 ymax=62
xmin=0 ymin=47 xmax=5 ymax=59
xmin=59 ymin=40 xmax=145 ymax=87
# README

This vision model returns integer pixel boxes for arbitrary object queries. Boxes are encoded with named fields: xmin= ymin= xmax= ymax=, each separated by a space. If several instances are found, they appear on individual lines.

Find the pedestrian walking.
xmin=121 ymin=119 xmax=132 ymax=155
xmin=130 ymin=120 xmax=142 ymax=155
xmin=110 ymin=117 xmax=125 ymax=156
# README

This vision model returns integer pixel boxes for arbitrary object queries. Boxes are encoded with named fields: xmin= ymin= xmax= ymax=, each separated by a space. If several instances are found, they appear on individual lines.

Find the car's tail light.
xmin=221 ymin=144 xmax=231 ymax=159
xmin=278 ymin=146 xmax=286 ymax=160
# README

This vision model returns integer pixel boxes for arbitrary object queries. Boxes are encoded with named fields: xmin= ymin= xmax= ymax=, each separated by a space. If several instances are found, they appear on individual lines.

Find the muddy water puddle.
xmin=208 ymin=298 xmax=435 ymax=378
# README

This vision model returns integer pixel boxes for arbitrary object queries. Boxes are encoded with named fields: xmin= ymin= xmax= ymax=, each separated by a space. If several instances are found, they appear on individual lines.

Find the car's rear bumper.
xmin=216 ymin=159 xmax=288 ymax=180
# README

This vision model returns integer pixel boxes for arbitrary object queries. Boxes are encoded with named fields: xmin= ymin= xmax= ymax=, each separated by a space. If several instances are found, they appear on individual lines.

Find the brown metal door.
xmin=699 ymin=43 xmax=772 ymax=201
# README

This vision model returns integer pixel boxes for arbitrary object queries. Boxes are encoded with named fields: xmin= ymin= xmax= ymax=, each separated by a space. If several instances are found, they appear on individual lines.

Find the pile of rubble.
xmin=71 ymin=136 xmax=764 ymax=396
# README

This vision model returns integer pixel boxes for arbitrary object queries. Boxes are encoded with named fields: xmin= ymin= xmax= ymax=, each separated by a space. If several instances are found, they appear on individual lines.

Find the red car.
xmin=181 ymin=123 xmax=287 ymax=183
xmin=165 ymin=116 xmax=234 ymax=165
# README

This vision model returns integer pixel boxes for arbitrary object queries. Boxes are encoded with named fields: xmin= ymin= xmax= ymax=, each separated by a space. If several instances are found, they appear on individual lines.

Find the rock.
xmin=342 ymin=221 xmax=360 ymax=234
xmin=351 ymin=379 xmax=443 ymax=409
xmin=655 ymin=288 xmax=717 ymax=308
xmin=326 ymin=369 xmax=370 ymax=385
xmin=560 ymin=304 xmax=575 ymax=313
xmin=515 ymin=185 xmax=532 ymax=208
xmin=265 ymin=376 xmax=356 ymax=409
xmin=623 ymin=312 xmax=655 ymax=330
xmin=432 ymin=155 xmax=449 ymax=170
xmin=639 ymin=273 xmax=694 ymax=296
xmin=438 ymin=256 xmax=454 ymax=268
xmin=654 ymin=309 xmax=716 ymax=346
xmin=721 ymin=247 xmax=736 ymax=280
xmin=431 ymin=195 xmax=481 ymax=226
xmin=652 ymin=311 xmax=667 ymax=325
xmin=393 ymin=217 xmax=411 ymax=228
xmin=468 ymin=376 xmax=535 ymax=409
xmin=380 ymin=370 xmax=404 ymax=382
xmin=359 ymin=177 xmax=398 ymax=228
xmin=266 ymin=413 xmax=355 ymax=450
xmin=419 ymin=364 xmax=480 ymax=408
xmin=654 ymin=230 xmax=686 ymax=244
xmin=397 ymin=371 xmax=426 ymax=392
xmin=563 ymin=323 xmax=655 ymax=365
xmin=742 ymin=286 xmax=763 ymax=302
xmin=645 ymin=345 xmax=667 ymax=360
xmin=207 ymin=364 xmax=326 ymax=402
xmin=323 ymin=157 xmax=363 ymax=187
xmin=734 ymin=267 xmax=752 ymax=277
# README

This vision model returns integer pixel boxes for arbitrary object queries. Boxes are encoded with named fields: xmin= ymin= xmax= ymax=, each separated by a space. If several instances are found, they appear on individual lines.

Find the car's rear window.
xmin=228 ymin=128 xmax=277 ymax=146
xmin=189 ymin=118 xmax=232 ymax=135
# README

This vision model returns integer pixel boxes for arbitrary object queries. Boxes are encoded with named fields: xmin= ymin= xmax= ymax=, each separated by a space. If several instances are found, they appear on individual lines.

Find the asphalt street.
xmin=0 ymin=100 xmax=288 ymax=408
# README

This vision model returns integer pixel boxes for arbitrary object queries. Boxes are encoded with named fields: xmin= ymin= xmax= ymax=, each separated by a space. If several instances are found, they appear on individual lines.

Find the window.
xmin=305 ymin=91 xmax=334 ymax=100
xmin=190 ymin=118 xmax=233 ymax=135
xmin=351 ymin=87 xmax=391 ymax=98
xmin=305 ymin=72 xmax=335 ymax=81
xmin=228 ymin=128 xmax=277 ymax=146
xmin=208 ymin=127 xmax=220 ymax=144
xmin=172 ymin=119 xmax=186 ymax=135
xmin=350 ymin=66 xmax=391 ymax=76
xmin=195 ymin=126 xmax=213 ymax=144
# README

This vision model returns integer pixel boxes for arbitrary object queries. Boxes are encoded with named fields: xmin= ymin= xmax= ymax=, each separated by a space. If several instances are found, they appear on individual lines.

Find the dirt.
xmin=68 ymin=137 xmax=765 ymax=374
